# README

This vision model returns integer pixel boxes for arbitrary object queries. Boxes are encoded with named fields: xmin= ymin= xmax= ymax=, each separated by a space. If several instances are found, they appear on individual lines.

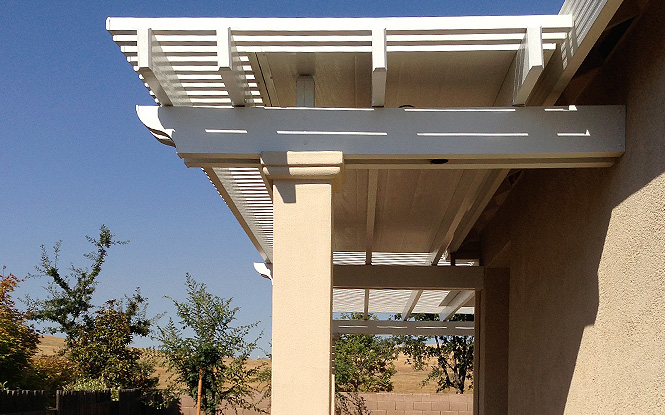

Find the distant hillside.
xmin=37 ymin=335 xmax=65 ymax=356
xmin=37 ymin=336 xmax=461 ymax=393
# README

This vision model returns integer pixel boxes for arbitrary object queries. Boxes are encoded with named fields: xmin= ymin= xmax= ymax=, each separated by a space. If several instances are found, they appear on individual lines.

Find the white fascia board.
xmin=137 ymin=105 xmax=625 ymax=165
xmin=107 ymin=15 xmax=573 ymax=34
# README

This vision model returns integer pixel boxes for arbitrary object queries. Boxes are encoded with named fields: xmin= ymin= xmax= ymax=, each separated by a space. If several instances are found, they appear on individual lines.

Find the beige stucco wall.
xmin=481 ymin=1 xmax=665 ymax=413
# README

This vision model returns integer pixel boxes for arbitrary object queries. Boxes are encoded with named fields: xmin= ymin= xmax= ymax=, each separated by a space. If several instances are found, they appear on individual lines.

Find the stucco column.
xmin=262 ymin=151 xmax=343 ymax=415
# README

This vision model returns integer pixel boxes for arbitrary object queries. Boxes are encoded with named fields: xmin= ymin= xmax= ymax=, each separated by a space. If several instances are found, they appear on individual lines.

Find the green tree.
xmin=334 ymin=314 xmax=398 ymax=393
xmin=157 ymin=275 xmax=268 ymax=415
xmin=68 ymin=298 xmax=158 ymax=389
xmin=29 ymin=226 xmax=157 ymax=389
xmin=0 ymin=267 xmax=40 ymax=388
xmin=28 ymin=225 xmax=127 ymax=345
xmin=398 ymin=314 xmax=474 ymax=394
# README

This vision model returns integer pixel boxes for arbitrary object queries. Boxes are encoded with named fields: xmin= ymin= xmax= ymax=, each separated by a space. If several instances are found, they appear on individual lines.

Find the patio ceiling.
xmin=108 ymin=4 xmax=625 ymax=321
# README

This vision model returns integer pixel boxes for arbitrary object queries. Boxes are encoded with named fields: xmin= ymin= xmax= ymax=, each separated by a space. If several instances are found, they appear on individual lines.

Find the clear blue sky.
xmin=1 ymin=0 xmax=563 ymax=353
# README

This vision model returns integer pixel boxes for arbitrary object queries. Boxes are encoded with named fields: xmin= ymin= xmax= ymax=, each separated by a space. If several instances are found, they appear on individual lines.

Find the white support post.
xmin=217 ymin=28 xmax=251 ymax=107
xmin=136 ymin=28 xmax=191 ymax=106
xmin=513 ymin=26 xmax=544 ymax=105
xmin=371 ymin=28 xmax=387 ymax=107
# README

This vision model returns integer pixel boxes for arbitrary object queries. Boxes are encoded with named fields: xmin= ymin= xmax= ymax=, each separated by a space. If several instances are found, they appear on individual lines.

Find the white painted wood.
xmin=333 ymin=265 xmax=484 ymax=290
xmin=107 ymin=16 xmax=573 ymax=34
xmin=296 ymin=76 xmax=315 ymax=107
xmin=365 ymin=169 xmax=379 ymax=264
xmin=427 ymin=171 xmax=487 ymax=265
xmin=204 ymin=167 xmax=273 ymax=262
xmin=253 ymin=262 xmax=273 ymax=282
xmin=217 ymin=28 xmax=251 ymax=106
xmin=448 ymin=169 xmax=510 ymax=253
xmin=113 ymin=32 xmax=568 ymax=48
xmin=136 ymin=29 xmax=191 ymax=106
xmin=513 ymin=26 xmax=544 ymax=105
xmin=439 ymin=290 xmax=475 ymax=321
xmin=371 ymin=28 xmax=387 ymax=107
xmin=401 ymin=290 xmax=424 ymax=321
xmin=137 ymin=105 xmax=625 ymax=164
xmin=109 ymin=15 xmax=573 ymax=110
xmin=439 ymin=290 xmax=461 ymax=306
xmin=333 ymin=319 xmax=474 ymax=336
xmin=529 ymin=0 xmax=625 ymax=105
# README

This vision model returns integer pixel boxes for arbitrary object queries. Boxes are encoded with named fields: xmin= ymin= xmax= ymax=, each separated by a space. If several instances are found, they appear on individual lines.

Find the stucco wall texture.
xmin=481 ymin=1 xmax=665 ymax=414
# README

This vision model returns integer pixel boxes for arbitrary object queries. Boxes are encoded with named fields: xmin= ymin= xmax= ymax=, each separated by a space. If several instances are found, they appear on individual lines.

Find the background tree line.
xmin=1 ymin=226 xmax=269 ymax=414
xmin=2 ymin=225 xmax=473 ymax=415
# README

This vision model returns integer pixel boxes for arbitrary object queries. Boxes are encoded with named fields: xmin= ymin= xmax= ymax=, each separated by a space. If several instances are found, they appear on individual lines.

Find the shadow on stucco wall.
xmin=482 ymin=1 xmax=665 ymax=413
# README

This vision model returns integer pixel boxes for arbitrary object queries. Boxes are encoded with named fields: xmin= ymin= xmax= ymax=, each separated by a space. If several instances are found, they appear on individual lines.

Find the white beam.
xmin=371 ymin=28 xmax=387 ymax=107
xmin=138 ymin=105 xmax=626 ymax=166
xmin=136 ymin=28 xmax=191 ymax=106
xmin=439 ymin=290 xmax=461 ymax=307
xmin=439 ymin=290 xmax=475 ymax=321
xmin=333 ymin=319 xmax=474 ymax=336
xmin=448 ymin=169 xmax=510 ymax=254
xmin=217 ymin=28 xmax=251 ymax=107
xmin=427 ymin=170 xmax=487 ymax=265
xmin=296 ymin=76 xmax=315 ymax=107
xmin=513 ymin=26 xmax=544 ymax=105
xmin=365 ymin=169 xmax=378 ymax=264
xmin=333 ymin=265 xmax=484 ymax=290
xmin=401 ymin=290 xmax=423 ymax=321
xmin=253 ymin=262 xmax=273 ymax=282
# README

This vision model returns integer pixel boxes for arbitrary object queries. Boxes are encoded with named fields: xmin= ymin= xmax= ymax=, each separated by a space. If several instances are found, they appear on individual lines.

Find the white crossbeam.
xmin=137 ymin=105 xmax=625 ymax=167
xmin=333 ymin=319 xmax=474 ymax=336
xmin=439 ymin=290 xmax=475 ymax=321
xmin=333 ymin=265 xmax=484 ymax=290
xmin=513 ymin=26 xmax=545 ymax=105
xmin=136 ymin=29 xmax=191 ymax=106
xmin=217 ymin=28 xmax=251 ymax=107
xmin=401 ymin=290 xmax=424 ymax=321
xmin=371 ymin=28 xmax=387 ymax=107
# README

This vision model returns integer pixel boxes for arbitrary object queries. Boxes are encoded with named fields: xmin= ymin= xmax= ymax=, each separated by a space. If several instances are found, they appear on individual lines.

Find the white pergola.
xmin=108 ymin=1 xmax=625 ymax=413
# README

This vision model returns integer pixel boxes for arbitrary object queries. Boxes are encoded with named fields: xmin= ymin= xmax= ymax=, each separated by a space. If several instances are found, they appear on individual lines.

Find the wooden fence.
xmin=55 ymin=390 xmax=114 ymax=415
xmin=118 ymin=389 xmax=179 ymax=415
xmin=1 ymin=390 xmax=179 ymax=415
xmin=0 ymin=390 xmax=49 ymax=415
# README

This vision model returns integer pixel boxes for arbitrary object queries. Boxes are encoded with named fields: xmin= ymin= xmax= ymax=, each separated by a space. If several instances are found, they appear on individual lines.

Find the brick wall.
xmin=360 ymin=393 xmax=473 ymax=415
xmin=179 ymin=392 xmax=472 ymax=415
xmin=178 ymin=394 xmax=269 ymax=415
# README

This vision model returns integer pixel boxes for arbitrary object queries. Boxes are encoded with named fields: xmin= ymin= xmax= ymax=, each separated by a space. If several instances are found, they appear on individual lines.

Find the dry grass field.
xmin=37 ymin=336 xmax=467 ymax=394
